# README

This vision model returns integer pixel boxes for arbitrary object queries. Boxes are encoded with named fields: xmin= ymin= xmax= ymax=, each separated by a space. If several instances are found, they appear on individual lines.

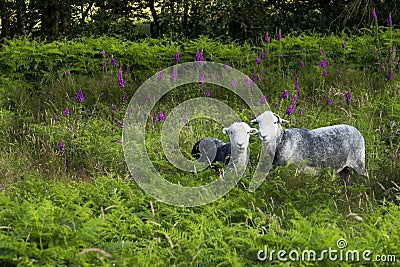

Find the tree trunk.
xmin=149 ymin=0 xmax=160 ymax=37
xmin=0 ymin=0 xmax=11 ymax=40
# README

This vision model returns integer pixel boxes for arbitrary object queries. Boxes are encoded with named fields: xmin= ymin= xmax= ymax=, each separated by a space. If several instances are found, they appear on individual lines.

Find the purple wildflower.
xmin=277 ymin=53 xmax=281 ymax=59
xmin=345 ymin=91 xmax=352 ymax=105
xmin=342 ymin=41 xmax=346 ymax=49
xmin=224 ymin=64 xmax=229 ymax=70
xmin=158 ymin=69 xmax=163 ymax=81
xmin=388 ymin=13 xmax=393 ymax=26
xmin=319 ymin=48 xmax=323 ymax=55
xmin=302 ymin=48 xmax=306 ymax=52
xmin=205 ymin=90 xmax=211 ymax=97
xmin=277 ymin=29 xmax=282 ymax=41
xmin=265 ymin=32 xmax=270 ymax=43
xmin=244 ymin=76 xmax=250 ymax=87
xmin=295 ymin=80 xmax=300 ymax=96
xmin=388 ymin=69 xmax=393 ymax=81
xmin=252 ymin=72 xmax=259 ymax=81
xmin=261 ymin=96 xmax=267 ymax=104
xmin=158 ymin=111 xmax=166 ymax=122
xmin=231 ymin=79 xmax=236 ymax=87
xmin=112 ymin=104 xmax=117 ymax=111
xmin=123 ymin=92 xmax=129 ymax=101
xmin=311 ymin=78 xmax=316 ymax=83
xmin=147 ymin=95 xmax=151 ymax=101
xmin=327 ymin=99 xmax=333 ymax=105
xmin=282 ymin=90 xmax=290 ymax=99
xmin=323 ymin=70 xmax=327 ymax=77
xmin=286 ymin=103 xmax=295 ymax=115
xmin=376 ymin=59 xmax=381 ymax=65
xmin=53 ymin=114 xmax=58 ymax=121
xmin=256 ymin=57 xmax=261 ymax=67
xmin=101 ymin=49 xmax=106 ymax=55
xmin=110 ymin=55 xmax=117 ymax=66
xmin=261 ymin=50 xmax=265 ymax=59
xmin=195 ymin=50 xmax=204 ymax=62
xmin=118 ymin=63 xmax=125 ymax=88
xmin=76 ymin=89 xmax=84 ymax=103
xmin=60 ymin=141 xmax=65 ymax=150
xmin=170 ymin=67 xmax=177 ymax=83
xmin=153 ymin=110 xmax=157 ymax=123
xmin=64 ymin=107 xmax=70 ymax=116
xmin=372 ymin=9 xmax=377 ymax=20
xmin=175 ymin=50 xmax=180 ymax=63
xmin=299 ymin=109 xmax=304 ymax=115
xmin=300 ymin=60 xmax=305 ymax=68
xmin=275 ymin=101 xmax=279 ymax=108
xmin=115 ymin=119 xmax=124 ymax=127
xmin=320 ymin=57 xmax=327 ymax=68
xmin=66 ymin=70 xmax=71 ymax=75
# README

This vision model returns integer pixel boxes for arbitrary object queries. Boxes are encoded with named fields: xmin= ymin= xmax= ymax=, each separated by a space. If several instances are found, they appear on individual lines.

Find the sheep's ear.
xmin=249 ymin=128 xmax=258 ymax=135
xmin=222 ymin=128 xmax=229 ymax=135
xmin=250 ymin=119 xmax=258 ymax=125
xmin=273 ymin=113 xmax=289 ymax=124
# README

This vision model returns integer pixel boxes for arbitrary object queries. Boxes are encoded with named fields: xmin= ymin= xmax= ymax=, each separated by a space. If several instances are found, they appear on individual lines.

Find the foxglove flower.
xmin=265 ymin=32 xmax=270 ymax=43
xmin=103 ymin=59 xmax=107 ymax=73
xmin=110 ymin=55 xmax=117 ymax=66
xmin=158 ymin=111 xmax=166 ymax=122
xmin=153 ymin=110 xmax=157 ymax=123
xmin=261 ymin=96 xmax=267 ymax=104
xmin=286 ymin=103 xmax=295 ymax=115
xmin=76 ymin=89 xmax=84 ymax=103
xmin=118 ymin=63 xmax=125 ymax=88
xmin=372 ymin=9 xmax=377 ymax=20
xmin=256 ymin=57 xmax=261 ymax=67
xmin=320 ymin=57 xmax=327 ymax=68
xmin=175 ymin=50 xmax=180 ymax=63
xmin=388 ymin=69 xmax=393 ymax=81
xmin=60 ymin=141 xmax=65 ymax=150
xmin=195 ymin=50 xmax=204 ymax=62
xmin=158 ymin=69 xmax=163 ymax=81
xmin=345 ymin=91 xmax=352 ymax=105
xmin=282 ymin=90 xmax=290 ymax=99
xmin=277 ymin=29 xmax=282 ymax=41
xmin=295 ymin=80 xmax=300 ymax=96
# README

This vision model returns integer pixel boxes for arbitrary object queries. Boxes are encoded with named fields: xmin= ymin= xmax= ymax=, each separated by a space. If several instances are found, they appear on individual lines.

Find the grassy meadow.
xmin=0 ymin=27 xmax=399 ymax=266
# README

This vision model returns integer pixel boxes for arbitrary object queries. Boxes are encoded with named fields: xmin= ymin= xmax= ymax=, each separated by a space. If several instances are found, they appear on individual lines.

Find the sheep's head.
xmin=223 ymin=122 xmax=258 ymax=151
xmin=251 ymin=111 xmax=288 ymax=143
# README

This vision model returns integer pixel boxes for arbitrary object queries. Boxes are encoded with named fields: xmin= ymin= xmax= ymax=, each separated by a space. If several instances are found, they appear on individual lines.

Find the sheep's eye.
xmin=274 ymin=122 xmax=277 ymax=124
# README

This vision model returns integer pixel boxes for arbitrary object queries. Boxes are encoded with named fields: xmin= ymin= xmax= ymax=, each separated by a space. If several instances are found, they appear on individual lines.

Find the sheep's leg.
xmin=339 ymin=167 xmax=354 ymax=186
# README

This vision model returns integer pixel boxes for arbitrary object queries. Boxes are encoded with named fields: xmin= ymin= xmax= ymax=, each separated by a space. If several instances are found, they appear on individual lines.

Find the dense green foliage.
xmin=1 ymin=0 xmax=399 ymax=42
xmin=0 ymin=27 xmax=399 ymax=265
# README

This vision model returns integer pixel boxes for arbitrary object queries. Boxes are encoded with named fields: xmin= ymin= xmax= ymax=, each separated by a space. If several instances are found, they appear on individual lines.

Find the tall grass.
xmin=0 ymin=28 xmax=399 ymax=266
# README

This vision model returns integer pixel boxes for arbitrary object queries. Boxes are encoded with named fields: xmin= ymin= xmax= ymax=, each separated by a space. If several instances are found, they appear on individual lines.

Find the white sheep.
xmin=191 ymin=122 xmax=258 ymax=168
xmin=251 ymin=111 xmax=368 ymax=184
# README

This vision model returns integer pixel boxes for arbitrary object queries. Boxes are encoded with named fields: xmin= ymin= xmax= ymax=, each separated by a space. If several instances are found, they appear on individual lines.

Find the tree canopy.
xmin=0 ymin=0 xmax=398 ymax=42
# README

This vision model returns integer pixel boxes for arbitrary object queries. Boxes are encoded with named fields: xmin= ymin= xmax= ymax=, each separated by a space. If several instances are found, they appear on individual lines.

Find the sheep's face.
xmin=223 ymin=122 xmax=258 ymax=151
xmin=251 ymin=111 xmax=288 ymax=143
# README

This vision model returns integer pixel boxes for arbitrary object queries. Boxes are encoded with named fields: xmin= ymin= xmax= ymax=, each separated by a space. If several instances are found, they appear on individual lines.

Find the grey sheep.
xmin=251 ymin=111 xmax=368 ymax=184
xmin=191 ymin=122 xmax=258 ymax=168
